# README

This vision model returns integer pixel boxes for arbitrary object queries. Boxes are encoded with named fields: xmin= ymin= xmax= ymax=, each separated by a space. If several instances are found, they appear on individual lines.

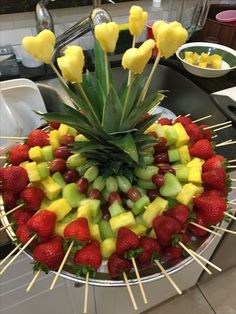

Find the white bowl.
xmin=176 ymin=42 xmax=236 ymax=78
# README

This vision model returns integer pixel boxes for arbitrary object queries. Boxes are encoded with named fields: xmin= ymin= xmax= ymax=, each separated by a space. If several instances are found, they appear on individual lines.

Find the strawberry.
xmin=174 ymin=116 xmax=192 ymax=126
xmin=193 ymin=195 xmax=227 ymax=225
xmin=166 ymin=204 xmax=190 ymax=227
xmin=153 ymin=216 xmax=182 ymax=246
xmin=27 ymin=209 xmax=56 ymax=240
xmin=202 ymin=154 xmax=225 ymax=172
xmin=116 ymin=227 xmax=141 ymax=257
xmin=8 ymin=144 xmax=29 ymax=165
xmin=74 ymin=240 xmax=102 ymax=276
xmin=184 ymin=123 xmax=203 ymax=143
xmin=16 ymin=224 xmax=32 ymax=244
xmin=189 ymin=139 xmax=213 ymax=159
xmin=137 ymin=236 xmax=161 ymax=265
xmin=199 ymin=124 xmax=212 ymax=141
xmin=108 ymin=252 xmax=132 ymax=279
xmin=27 ymin=129 xmax=49 ymax=148
xmin=202 ymin=168 xmax=226 ymax=191
xmin=0 ymin=166 xmax=29 ymax=193
xmin=202 ymin=189 xmax=225 ymax=198
xmin=20 ymin=187 xmax=45 ymax=211
xmin=32 ymin=236 xmax=64 ymax=271
xmin=164 ymin=232 xmax=190 ymax=261
xmin=159 ymin=117 xmax=172 ymax=125
xmin=64 ymin=217 xmax=90 ymax=242
xmin=189 ymin=211 xmax=208 ymax=237
xmin=11 ymin=208 xmax=34 ymax=226
xmin=2 ymin=191 xmax=19 ymax=209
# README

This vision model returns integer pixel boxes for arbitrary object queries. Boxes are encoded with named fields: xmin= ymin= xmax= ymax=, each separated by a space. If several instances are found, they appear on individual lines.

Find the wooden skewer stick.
xmin=216 ymin=141 xmax=236 ymax=147
xmin=224 ymin=212 xmax=236 ymax=221
xmin=131 ymin=257 xmax=147 ymax=304
xmin=189 ymin=222 xmax=221 ymax=237
xmin=227 ymin=166 xmax=236 ymax=169
xmin=230 ymin=187 xmax=236 ymax=189
xmin=230 ymin=179 xmax=236 ymax=182
xmin=26 ymin=269 xmax=41 ymax=292
xmin=0 ymin=203 xmax=24 ymax=219
xmin=228 ymin=159 xmax=236 ymax=163
xmin=0 ymin=222 xmax=14 ymax=231
xmin=155 ymin=259 xmax=182 ymax=295
xmin=0 ymin=234 xmax=36 ymax=275
xmin=214 ymin=124 xmax=232 ymax=132
xmin=178 ymin=242 xmax=212 ymax=275
xmin=0 ymin=243 xmax=21 ymax=267
xmin=123 ymin=272 xmax=138 ymax=311
xmin=0 ymin=156 xmax=7 ymax=160
xmin=0 ymin=136 xmax=28 ymax=140
xmin=188 ymin=249 xmax=222 ymax=272
xmin=192 ymin=115 xmax=212 ymax=123
xmin=185 ymin=114 xmax=191 ymax=117
xmin=203 ymin=121 xmax=232 ymax=130
xmin=83 ymin=272 xmax=89 ymax=314
xmin=49 ymin=240 xmax=74 ymax=290
xmin=228 ymin=201 xmax=236 ymax=206
xmin=211 ymin=135 xmax=218 ymax=139
xmin=212 ymin=225 xmax=236 ymax=235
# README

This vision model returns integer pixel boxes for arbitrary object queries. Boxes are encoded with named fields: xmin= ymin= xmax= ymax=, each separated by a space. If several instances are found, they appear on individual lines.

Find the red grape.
xmin=127 ymin=187 xmax=141 ymax=202
xmin=50 ymin=158 xmax=67 ymax=173
xmin=108 ymin=192 xmax=122 ymax=205
xmin=60 ymin=135 xmax=75 ymax=146
xmin=88 ymin=189 xmax=101 ymax=200
xmin=154 ymin=137 xmax=168 ymax=153
xmin=154 ymin=153 xmax=169 ymax=164
xmin=157 ymin=164 xmax=176 ymax=175
xmin=63 ymin=169 xmax=79 ymax=183
xmin=54 ymin=146 xmax=71 ymax=159
xmin=76 ymin=177 xmax=89 ymax=194
xmin=152 ymin=173 xmax=164 ymax=187
xmin=147 ymin=189 xmax=159 ymax=201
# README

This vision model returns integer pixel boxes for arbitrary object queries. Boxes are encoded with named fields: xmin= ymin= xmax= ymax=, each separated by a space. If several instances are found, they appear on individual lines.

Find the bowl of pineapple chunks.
xmin=176 ymin=42 xmax=236 ymax=78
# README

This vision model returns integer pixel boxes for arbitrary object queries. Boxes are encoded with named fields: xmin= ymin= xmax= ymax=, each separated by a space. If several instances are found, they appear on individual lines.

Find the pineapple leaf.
xmin=109 ymin=133 xmax=139 ymax=163
xmin=136 ymin=113 xmax=160 ymax=135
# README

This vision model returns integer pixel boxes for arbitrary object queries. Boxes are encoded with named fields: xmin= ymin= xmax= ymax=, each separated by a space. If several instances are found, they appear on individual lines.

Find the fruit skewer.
xmin=131 ymin=257 xmax=148 ymax=304
xmin=189 ymin=222 xmax=221 ymax=237
xmin=26 ymin=270 xmax=41 ymax=292
xmin=123 ymin=272 xmax=138 ymax=310
xmin=155 ymin=259 xmax=182 ymax=295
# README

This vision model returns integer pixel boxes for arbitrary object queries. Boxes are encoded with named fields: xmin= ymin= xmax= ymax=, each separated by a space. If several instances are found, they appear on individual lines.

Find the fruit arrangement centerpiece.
xmin=0 ymin=5 xmax=236 ymax=312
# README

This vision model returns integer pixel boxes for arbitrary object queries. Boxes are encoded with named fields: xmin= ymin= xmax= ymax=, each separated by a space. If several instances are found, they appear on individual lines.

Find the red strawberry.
xmin=189 ymin=211 xmax=208 ymax=237
xmin=11 ymin=208 xmax=34 ymax=226
xmin=108 ymin=252 xmax=132 ymax=279
xmin=193 ymin=196 xmax=227 ymax=225
xmin=20 ymin=187 xmax=45 ymax=211
xmin=137 ymin=236 xmax=161 ymax=265
xmin=0 ymin=166 xmax=29 ymax=193
xmin=189 ymin=139 xmax=213 ymax=159
xmin=202 ymin=168 xmax=226 ymax=191
xmin=48 ymin=121 xmax=60 ymax=129
xmin=27 ymin=129 xmax=49 ymax=148
xmin=164 ymin=232 xmax=190 ymax=261
xmin=174 ymin=116 xmax=192 ymax=126
xmin=64 ymin=217 xmax=90 ymax=242
xmin=199 ymin=124 xmax=212 ymax=141
xmin=159 ymin=117 xmax=172 ymax=125
xmin=16 ymin=224 xmax=32 ymax=244
xmin=9 ymin=144 xmax=29 ymax=165
xmin=184 ymin=123 xmax=203 ymax=143
xmin=32 ymin=236 xmax=64 ymax=270
xmin=202 ymin=189 xmax=226 ymax=198
xmin=27 ymin=209 xmax=56 ymax=240
xmin=74 ymin=240 xmax=102 ymax=275
xmin=202 ymin=154 xmax=225 ymax=172
xmin=166 ymin=205 xmax=190 ymax=227
xmin=153 ymin=216 xmax=182 ymax=246
xmin=2 ymin=191 xmax=19 ymax=209
xmin=116 ymin=227 xmax=141 ymax=256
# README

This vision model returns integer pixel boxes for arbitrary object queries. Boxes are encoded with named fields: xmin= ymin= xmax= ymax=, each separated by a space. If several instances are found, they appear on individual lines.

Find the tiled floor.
xmin=142 ymin=266 xmax=236 ymax=314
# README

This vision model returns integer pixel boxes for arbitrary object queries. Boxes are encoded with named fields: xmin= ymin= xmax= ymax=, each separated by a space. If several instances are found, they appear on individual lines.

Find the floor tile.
xmin=199 ymin=267 xmax=236 ymax=314
xmin=142 ymin=287 xmax=214 ymax=314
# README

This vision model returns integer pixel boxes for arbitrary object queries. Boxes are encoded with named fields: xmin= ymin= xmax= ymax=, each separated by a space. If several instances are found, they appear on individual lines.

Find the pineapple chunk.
xmin=129 ymin=224 xmax=147 ymax=236
xmin=25 ymin=162 xmax=41 ymax=182
xmin=176 ymin=183 xmax=203 ymax=206
xmin=211 ymin=59 xmax=222 ymax=69
xmin=55 ymin=222 xmax=67 ymax=236
xmin=110 ymin=211 xmax=135 ymax=233
xmin=101 ymin=238 xmax=116 ymax=258
xmin=58 ymin=123 xmax=70 ymax=137
xmin=199 ymin=52 xmax=209 ymax=63
xmin=47 ymin=198 xmax=72 ymax=221
xmin=184 ymin=51 xmax=193 ymax=59
xmin=145 ymin=123 xmax=165 ymax=137
xmin=198 ymin=62 xmax=207 ymax=68
xmin=187 ymin=157 xmax=204 ymax=167
xmin=40 ymin=176 xmax=62 ymax=200
xmin=172 ymin=123 xmax=190 ymax=147
xmin=49 ymin=130 xmax=61 ymax=149
xmin=193 ymin=52 xmax=199 ymax=64
xmin=89 ymin=223 xmax=102 ymax=242
xmin=29 ymin=146 xmax=44 ymax=162
xmin=77 ymin=203 xmax=92 ymax=221
xmin=178 ymin=145 xmax=191 ymax=164
xmin=188 ymin=166 xmax=202 ymax=184
xmin=143 ymin=203 xmax=162 ymax=228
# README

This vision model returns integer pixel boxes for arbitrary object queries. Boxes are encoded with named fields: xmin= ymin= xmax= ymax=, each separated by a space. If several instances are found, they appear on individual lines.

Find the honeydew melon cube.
xmin=52 ymin=172 xmax=67 ymax=188
xmin=37 ymin=162 xmax=50 ymax=180
xmin=47 ymin=198 xmax=72 ymax=221
xmin=29 ymin=146 xmax=44 ymax=162
xmin=172 ymin=123 xmax=190 ymax=147
xmin=188 ymin=166 xmax=202 ymax=184
xmin=62 ymin=183 xmax=85 ymax=208
xmin=143 ymin=203 xmax=162 ymax=228
xmin=176 ymin=183 xmax=203 ymax=206
xmin=168 ymin=148 xmax=180 ymax=162
xmin=129 ymin=224 xmax=147 ymax=236
xmin=110 ymin=211 xmax=135 ymax=233
xmin=163 ymin=126 xmax=177 ymax=146
xmin=152 ymin=196 xmax=169 ymax=211
xmin=58 ymin=123 xmax=70 ymax=137
xmin=25 ymin=162 xmax=41 ymax=182
xmin=40 ymin=176 xmax=62 ymax=200
xmin=146 ymin=123 xmax=165 ymax=137
xmin=175 ymin=166 xmax=189 ymax=181
xmin=42 ymin=145 xmax=54 ymax=161
xmin=68 ymin=126 xmax=77 ymax=136
xmin=77 ymin=203 xmax=92 ymax=221
xmin=49 ymin=130 xmax=61 ymax=149
xmin=89 ymin=223 xmax=102 ymax=242
xmin=178 ymin=145 xmax=191 ymax=164
xmin=101 ymin=238 xmax=116 ymax=258
xmin=99 ymin=220 xmax=115 ymax=240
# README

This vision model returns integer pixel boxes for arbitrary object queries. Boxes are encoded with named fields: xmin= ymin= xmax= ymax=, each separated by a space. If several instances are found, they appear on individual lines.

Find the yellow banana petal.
xmin=95 ymin=22 xmax=119 ymax=53
xmin=129 ymin=5 xmax=148 ymax=37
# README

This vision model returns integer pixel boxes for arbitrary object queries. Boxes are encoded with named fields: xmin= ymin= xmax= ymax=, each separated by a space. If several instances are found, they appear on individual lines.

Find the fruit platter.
xmin=0 ymin=5 xmax=236 ymax=311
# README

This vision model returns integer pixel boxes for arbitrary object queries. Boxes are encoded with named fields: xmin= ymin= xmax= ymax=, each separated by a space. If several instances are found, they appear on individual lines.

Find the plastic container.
xmin=216 ymin=9 xmax=236 ymax=25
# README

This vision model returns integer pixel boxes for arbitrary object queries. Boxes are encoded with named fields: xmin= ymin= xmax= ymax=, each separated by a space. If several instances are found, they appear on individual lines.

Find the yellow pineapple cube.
xmin=188 ymin=166 xmax=202 ymax=184
xmin=173 ymin=123 xmax=190 ymax=147
xmin=49 ymin=130 xmax=61 ymax=149
xmin=47 ymin=198 xmax=72 ymax=221
xmin=110 ymin=211 xmax=135 ymax=232
xmin=25 ymin=162 xmax=41 ymax=182
xmin=193 ymin=52 xmax=199 ymax=64
xmin=129 ymin=224 xmax=147 ymax=236
xmin=89 ymin=223 xmax=102 ymax=242
xmin=58 ymin=123 xmax=70 ymax=137
xmin=184 ymin=51 xmax=193 ymax=59
xmin=143 ymin=203 xmax=162 ymax=228
xmin=185 ymin=57 xmax=194 ymax=65
xmin=55 ymin=221 xmax=68 ymax=236
xmin=187 ymin=157 xmax=204 ymax=167
xmin=178 ymin=145 xmax=191 ymax=164
xmin=211 ymin=59 xmax=222 ymax=69
xmin=199 ymin=52 xmax=209 ymax=63
xmin=198 ymin=62 xmax=207 ymax=68
xmin=68 ymin=126 xmax=77 ymax=136
xmin=29 ymin=146 xmax=44 ymax=162
xmin=40 ymin=176 xmax=62 ymax=200
xmin=101 ymin=238 xmax=116 ymax=258
xmin=176 ymin=183 xmax=203 ymax=206
xmin=145 ymin=123 xmax=165 ymax=137
xmin=77 ymin=203 xmax=92 ymax=220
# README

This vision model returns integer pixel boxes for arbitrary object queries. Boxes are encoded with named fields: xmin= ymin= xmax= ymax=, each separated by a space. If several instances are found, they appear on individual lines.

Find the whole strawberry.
xmin=9 ymin=144 xmax=29 ymax=165
xmin=74 ymin=240 xmax=102 ymax=276
xmin=164 ymin=232 xmax=190 ymax=261
xmin=153 ymin=216 xmax=181 ymax=246
xmin=0 ymin=166 xmax=29 ymax=193
xmin=166 ymin=204 xmax=190 ymax=228
xmin=202 ymin=168 xmax=226 ymax=191
xmin=189 ymin=139 xmax=213 ymax=159
xmin=202 ymin=154 xmax=225 ymax=172
xmin=27 ymin=209 xmax=56 ymax=240
xmin=159 ymin=117 xmax=172 ymax=125
xmin=27 ymin=129 xmax=49 ymax=148
xmin=108 ymin=252 xmax=132 ymax=279
xmin=2 ymin=191 xmax=19 ymax=209
xmin=202 ymin=189 xmax=225 ymax=198
xmin=184 ymin=123 xmax=203 ymax=143
xmin=20 ymin=187 xmax=45 ymax=211
xmin=33 ymin=236 xmax=64 ymax=271
xmin=137 ymin=236 xmax=161 ymax=265
xmin=116 ymin=227 xmax=141 ymax=258
xmin=11 ymin=208 xmax=34 ymax=226
xmin=199 ymin=124 xmax=212 ymax=141
xmin=193 ymin=195 xmax=227 ymax=225
xmin=16 ymin=224 xmax=32 ymax=244
xmin=64 ymin=217 xmax=90 ymax=242
xmin=189 ymin=211 xmax=208 ymax=237
xmin=174 ymin=116 xmax=192 ymax=126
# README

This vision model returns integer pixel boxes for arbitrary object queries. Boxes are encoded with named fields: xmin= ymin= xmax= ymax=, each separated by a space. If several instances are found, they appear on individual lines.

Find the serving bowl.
xmin=176 ymin=42 xmax=236 ymax=78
